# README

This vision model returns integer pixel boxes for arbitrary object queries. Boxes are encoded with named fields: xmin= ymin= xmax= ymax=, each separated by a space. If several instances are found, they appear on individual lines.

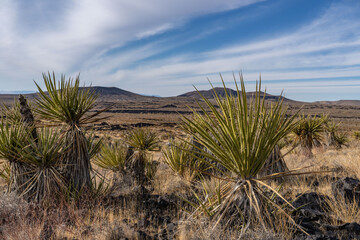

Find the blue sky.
xmin=0 ymin=0 xmax=360 ymax=101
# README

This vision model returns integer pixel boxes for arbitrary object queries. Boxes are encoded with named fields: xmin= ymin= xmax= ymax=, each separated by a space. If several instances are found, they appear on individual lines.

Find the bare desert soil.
xmin=89 ymin=97 xmax=360 ymax=137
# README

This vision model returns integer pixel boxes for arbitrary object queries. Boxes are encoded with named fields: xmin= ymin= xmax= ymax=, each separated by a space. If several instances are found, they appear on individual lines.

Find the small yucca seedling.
xmin=182 ymin=74 xmax=309 ymax=234
xmin=126 ymin=128 xmax=159 ymax=152
xmin=291 ymin=114 xmax=327 ymax=158
xmin=163 ymin=140 xmax=208 ymax=181
xmin=325 ymin=121 xmax=348 ymax=148
xmin=126 ymin=128 xmax=159 ymax=184
xmin=93 ymin=141 xmax=128 ymax=172
xmin=353 ymin=131 xmax=360 ymax=140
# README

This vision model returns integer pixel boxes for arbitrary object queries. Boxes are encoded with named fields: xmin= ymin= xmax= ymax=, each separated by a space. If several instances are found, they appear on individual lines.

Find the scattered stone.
xmin=331 ymin=177 xmax=360 ymax=205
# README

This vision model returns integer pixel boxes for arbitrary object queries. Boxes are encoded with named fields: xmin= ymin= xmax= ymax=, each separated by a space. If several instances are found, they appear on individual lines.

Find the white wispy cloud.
xmin=0 ymin=0 xmax=359 ymax=101
xmin=0 ymin=0 xmax=262 ymax=90
xmin=82 ymin=0 xmax=359 ymax=100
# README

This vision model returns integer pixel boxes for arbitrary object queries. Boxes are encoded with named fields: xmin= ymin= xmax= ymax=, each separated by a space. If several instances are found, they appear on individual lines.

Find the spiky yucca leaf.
xmin=1 ymin=101 xmax=22 ymax=125
xmin=182 ymin=74 xmax=303 ymax=233
xmin=163 ymin=140 xmax=192 ymax=176
xmin=183 ymin=75 xmax=296 ymax=179
xmin=0 ymin=162 xmax=10 ymax=185
xmin=86 ymin=132 xmax=103 ymax=159
xmin=0 ymin=120 xmax=29 ymax=162
xmin=34 ymin=72 xmax=104 ymax=125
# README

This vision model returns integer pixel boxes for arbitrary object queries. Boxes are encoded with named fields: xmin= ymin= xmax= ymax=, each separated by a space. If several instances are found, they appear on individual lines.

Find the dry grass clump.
xmin=178 ymin=218 xmax=289 ymax=240
xmin=285 ymin=144 xmax=360 ymax=179
xmin=324 ymin=194 xmax=360 ymax=225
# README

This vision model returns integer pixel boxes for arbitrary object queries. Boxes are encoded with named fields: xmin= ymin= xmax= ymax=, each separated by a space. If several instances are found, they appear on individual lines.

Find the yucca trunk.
xmin=19 ymin=94 xmax=38 ymax=141
xmin=62 ymin=125 xmax=92 ymax=191
xmin=130 ymin=151 xmax=146 ymax=185
xmin=300 ymin=140 xmax=313 ymax=158
xmin=327 ymin=132 xmax=339 ymax=148
xmin=258 ymin=145 xmax=288 ymax=181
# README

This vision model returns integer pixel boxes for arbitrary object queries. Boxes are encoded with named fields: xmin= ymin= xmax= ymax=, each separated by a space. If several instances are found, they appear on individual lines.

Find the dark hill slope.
xmin=178 ymin=87 xmax=296 ymax=103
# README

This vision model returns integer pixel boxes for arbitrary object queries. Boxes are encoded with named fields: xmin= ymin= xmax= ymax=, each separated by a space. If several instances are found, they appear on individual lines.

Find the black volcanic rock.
xmin=332 ymin=177 xmax=360 ymax=205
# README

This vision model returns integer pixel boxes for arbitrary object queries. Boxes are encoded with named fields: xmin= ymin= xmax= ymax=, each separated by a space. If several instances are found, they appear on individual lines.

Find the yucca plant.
xmin=325 ymin=121 xmax=348 ymax=148
xmin=291 ymin=115 xmax=327 ymax=158
xmin=18 ymin=128 xmax=65 ymax=203
xmin=34 ymin=72 xmax=106 ymax=192
xmin=182 ymin=74 xmax=302 ymax=233
xmin=126 ymin=128 xmax=159 ymax=184
xmin=93 ymin=141 xmax=128 ymax=172
xmin=0 ymin=120 xmax=32 ymax=194
xmin=163 ymin=139 xmax=208 ymax=181
xmin=353 ymin=131 xmax=360 ymax=140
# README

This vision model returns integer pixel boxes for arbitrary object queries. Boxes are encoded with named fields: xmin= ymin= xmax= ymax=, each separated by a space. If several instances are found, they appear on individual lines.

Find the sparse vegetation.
xmin=325 ymin=120 xmax=349 ymax=148
xmin=93 ymin=140 xmax=128 ymax=172
xmin=126 ymin=128 xmax=160 ymax=184
xmin=0 ymin=72 xmax=359 ymax=240
xmin=291 ymin=114 xmax=327 ymax=158
xmin=163 ymin=139 xmax=209 ymax=182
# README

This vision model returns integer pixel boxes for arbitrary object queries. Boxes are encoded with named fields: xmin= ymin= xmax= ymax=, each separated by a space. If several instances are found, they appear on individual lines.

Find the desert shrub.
xmin=291 ymin=114 xmax=327 ymax=158
xmin=181 ymin=74 xmax=301 ymax=233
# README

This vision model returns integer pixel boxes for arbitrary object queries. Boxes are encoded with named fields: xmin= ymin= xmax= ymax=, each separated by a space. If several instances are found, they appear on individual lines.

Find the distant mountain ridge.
xmin=178 ymin=87 xmax=295 ymax=102
xmin=0 ymin=86 xmax=360 ymax=106
xmin=80 ymin=86 xmax=145 ymax=99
